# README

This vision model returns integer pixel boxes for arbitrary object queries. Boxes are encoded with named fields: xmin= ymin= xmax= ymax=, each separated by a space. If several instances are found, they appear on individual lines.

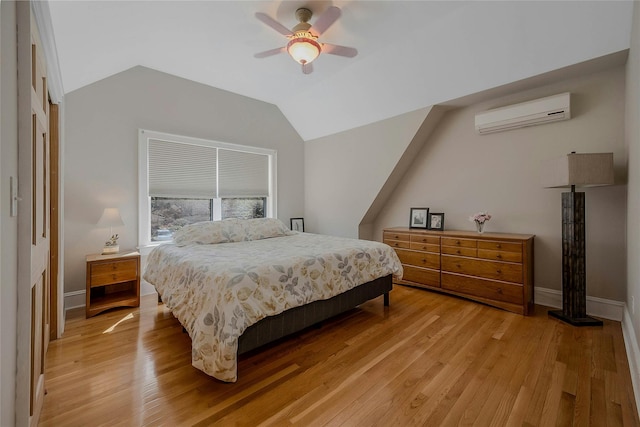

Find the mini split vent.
xmin=475 ymin=92 xmax=571 ymax=135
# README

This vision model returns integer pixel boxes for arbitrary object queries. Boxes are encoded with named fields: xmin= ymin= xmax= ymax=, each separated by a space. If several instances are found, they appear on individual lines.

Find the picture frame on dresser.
xmin=409 ymin=208 xmax=429 ymax=229
xmin=428 ymin=213 xmax=445 ymax=230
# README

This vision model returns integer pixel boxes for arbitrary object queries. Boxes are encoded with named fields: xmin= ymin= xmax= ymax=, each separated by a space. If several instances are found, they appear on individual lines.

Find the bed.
xmin=143 ymin=218 xmax=403 ymax=382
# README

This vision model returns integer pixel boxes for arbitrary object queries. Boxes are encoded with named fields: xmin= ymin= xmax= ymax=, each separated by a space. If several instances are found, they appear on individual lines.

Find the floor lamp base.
xmin=548 ymin=310 xmax=603 ymax=327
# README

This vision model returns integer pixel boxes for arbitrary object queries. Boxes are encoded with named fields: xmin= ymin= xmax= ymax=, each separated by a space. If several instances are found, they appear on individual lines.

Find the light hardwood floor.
xmin=40 ymin=286 xmax=639 ymax=426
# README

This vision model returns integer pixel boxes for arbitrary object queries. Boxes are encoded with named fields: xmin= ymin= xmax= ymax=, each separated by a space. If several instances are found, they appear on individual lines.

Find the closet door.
xmin=18 ymin=6 xmax=50 ymax=425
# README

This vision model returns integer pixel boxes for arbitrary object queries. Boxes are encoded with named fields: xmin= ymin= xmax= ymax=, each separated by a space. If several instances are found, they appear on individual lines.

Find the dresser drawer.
xmin=441 ymin=245 xmax=477 ymax=257
xmin=395 ymin=249 xmax=440 ymax=269
xmin=384 ymin=239 xmax=410 ymax=249
xmin=441 ymin=237 xmax=477 ymax=248
xmin=410 ymin=234 xmax=440 ymax=245
xmin=90 ymin=259 xmax=138 ymax=287
xmin=442 ymin=272 xmax=523 ymax=305
xmin=383 ymin=231 xmax=411 ymax=242
xmin=477 ymin=240 xmax=522 ymax=253
xmin=441 ymin=255 xmax=522 ymax=283
xmin=401 ymin=265 xmax=440 ymax=288
xmin=410 ymin=242 xmax=440 ymax=253
xmin=477 ymin=249 xmax=522 ymax=263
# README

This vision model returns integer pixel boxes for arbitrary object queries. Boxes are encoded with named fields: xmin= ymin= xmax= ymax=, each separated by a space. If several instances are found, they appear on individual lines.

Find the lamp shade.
xmin=287 ymin=37 xmax=321 ymax=64
xmin=97 ymin=208 xmax=124 ymax=228
xmin=542 ymin=152 xmax=614 ymax=188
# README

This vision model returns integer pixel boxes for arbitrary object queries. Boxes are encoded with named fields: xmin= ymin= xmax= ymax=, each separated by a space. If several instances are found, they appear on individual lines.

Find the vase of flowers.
xmin=469 ymin=212 xmax=491 ymax=234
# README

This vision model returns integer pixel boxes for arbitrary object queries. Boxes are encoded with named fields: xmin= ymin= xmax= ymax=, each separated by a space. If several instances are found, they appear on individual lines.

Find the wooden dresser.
xmin=383 ymin=228 xmax=534 ymax=315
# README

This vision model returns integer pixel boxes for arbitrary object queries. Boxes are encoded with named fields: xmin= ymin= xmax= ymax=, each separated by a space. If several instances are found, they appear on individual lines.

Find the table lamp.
xmin=97 ymin=207 xmax=124 ymax=254
xmin=543 ymin=152 xmax=614 ymax=326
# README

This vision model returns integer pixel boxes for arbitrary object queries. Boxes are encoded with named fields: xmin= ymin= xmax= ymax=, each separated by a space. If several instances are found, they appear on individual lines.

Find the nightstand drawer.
xmin=90 ymin=259 xmax=138 ymax=287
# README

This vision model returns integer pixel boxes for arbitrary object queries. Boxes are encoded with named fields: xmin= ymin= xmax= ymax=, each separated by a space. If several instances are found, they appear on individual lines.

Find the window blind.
xmin=218 ymin=149 xmax=269 ymax=197
xmin=148 ymin=139 xmax=217 ymax=198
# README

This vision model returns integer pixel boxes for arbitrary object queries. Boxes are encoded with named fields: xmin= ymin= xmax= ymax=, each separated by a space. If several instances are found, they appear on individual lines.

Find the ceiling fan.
xmin=254 ymin=6 xmax=358 ymax=74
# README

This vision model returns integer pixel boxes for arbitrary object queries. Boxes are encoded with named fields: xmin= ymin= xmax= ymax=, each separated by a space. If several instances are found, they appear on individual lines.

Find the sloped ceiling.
xmin=47 ymin=1 xmax=633 ymax=141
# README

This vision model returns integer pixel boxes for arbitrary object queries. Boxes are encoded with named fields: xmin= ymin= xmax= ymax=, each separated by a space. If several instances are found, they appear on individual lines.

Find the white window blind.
xmin=148 ymin=139 xmax=217 ymax=198
xmin=218 ymin=149 xmax=269 ymax=197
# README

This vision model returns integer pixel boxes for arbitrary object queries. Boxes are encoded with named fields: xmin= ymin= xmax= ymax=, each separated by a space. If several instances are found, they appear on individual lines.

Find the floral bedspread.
xmin=143 ymin=232 xmax=403 ymax=382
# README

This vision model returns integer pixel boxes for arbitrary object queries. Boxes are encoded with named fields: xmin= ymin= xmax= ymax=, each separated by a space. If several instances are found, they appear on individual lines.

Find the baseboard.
xmin=64 ymin=290 xmax=86 ymax=310
xmin=622 ymin=307 xmax=640 ymax=420
xmin=534 ymin=287 xmax=624 ymax=321
xmin=64 ymin=285 xmax=156 ymax=310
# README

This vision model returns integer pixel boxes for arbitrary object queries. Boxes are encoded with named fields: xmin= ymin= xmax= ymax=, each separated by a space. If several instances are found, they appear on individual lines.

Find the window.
xmin=138 ymin=130 xmax=277 ymax=246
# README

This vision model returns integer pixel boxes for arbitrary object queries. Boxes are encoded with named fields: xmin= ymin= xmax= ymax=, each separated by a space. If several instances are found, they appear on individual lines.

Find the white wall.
xmin=304 ymin=107 xmax=432 ymax=238
xmin=624 ymin=0 xmax=640 ymax=410
xmin=0 ymin=2 xmax=18 ymax=425
xmin=63 ymin=66 xmax=304 ymax=297
xmin=373 ymin=67 xmax=627 ymax=302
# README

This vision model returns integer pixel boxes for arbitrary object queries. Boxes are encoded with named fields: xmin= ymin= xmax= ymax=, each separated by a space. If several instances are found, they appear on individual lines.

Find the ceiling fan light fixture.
xmin=287 ymin=36 xmax=321 ymax=65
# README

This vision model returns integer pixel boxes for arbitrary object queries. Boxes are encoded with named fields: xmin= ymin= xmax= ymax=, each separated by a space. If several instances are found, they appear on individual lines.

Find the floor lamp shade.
xmin=543 ymin=152 xmax=614 ymax=326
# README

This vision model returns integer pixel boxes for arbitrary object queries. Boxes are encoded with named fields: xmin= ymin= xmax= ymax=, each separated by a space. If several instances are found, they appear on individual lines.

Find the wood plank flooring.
xmin=40 ymin=286 xmax=639 ymax=426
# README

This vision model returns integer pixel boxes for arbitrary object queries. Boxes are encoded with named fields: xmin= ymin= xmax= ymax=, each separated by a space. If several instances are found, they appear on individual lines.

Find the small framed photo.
xmin=290 ymin=218 xmax=304 ymax=232
xmin=428 ymin=213 xmax=445 ymax=231
xmin=409 ymin=208 xmax=429 ymax=229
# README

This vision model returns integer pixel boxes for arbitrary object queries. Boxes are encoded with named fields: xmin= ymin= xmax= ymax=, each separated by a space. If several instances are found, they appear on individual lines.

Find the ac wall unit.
xmin=475 ymin=92 xmax=571 ymax=135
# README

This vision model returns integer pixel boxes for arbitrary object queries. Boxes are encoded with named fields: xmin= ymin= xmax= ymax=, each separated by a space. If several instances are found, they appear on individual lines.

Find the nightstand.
xmin=86 ymin=250 xmax=140 ymax=318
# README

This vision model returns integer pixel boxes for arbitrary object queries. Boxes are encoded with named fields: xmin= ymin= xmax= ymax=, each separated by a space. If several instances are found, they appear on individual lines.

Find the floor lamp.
xmin=543 ymin=152 xmax=614 ymax=326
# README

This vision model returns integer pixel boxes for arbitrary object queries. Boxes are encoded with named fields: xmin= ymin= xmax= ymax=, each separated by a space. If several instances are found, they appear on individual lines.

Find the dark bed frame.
xmin=237 ymin=274 xmax=393 ymax=354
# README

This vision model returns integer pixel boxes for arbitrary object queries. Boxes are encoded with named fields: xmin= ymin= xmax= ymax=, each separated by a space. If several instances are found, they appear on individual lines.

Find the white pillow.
xmin=173 ymin=218 xmax=292 ymax=246
xmin=241 ymin=218 xmax=292 ymax=241
xmin=173 ymin=218 xmax=243 ymax=246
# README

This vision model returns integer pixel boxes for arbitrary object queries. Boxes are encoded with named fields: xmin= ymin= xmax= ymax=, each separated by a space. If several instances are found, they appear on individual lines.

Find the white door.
xmin=17 ymin=6 xmax=50 ymax=426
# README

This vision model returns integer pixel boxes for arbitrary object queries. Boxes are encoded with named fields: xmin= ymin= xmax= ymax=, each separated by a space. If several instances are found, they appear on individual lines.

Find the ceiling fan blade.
xmin=309 ymin=6 xmax=341 ymax=36
xmin=322 ymin=43 xmax=358 ymax=58
xmin=255 ymin=12 xmax=293 ymax=36
xmin=254 ymin=47 xmax=286 ymax=58
xmin=302 ymin=62 xmax=314 ymax=75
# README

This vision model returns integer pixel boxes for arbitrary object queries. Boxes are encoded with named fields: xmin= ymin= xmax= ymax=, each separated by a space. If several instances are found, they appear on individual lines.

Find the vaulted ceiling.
xmin=47 ymin=1 xmax=633 ymax=141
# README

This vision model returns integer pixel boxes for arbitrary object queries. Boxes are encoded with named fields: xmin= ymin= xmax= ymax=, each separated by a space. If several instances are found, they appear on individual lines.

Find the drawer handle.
xmin=456 ymin=264 xmax=461 ymax=268
xmin=394 ymin=235 xmax=400 ymax=239
xmin=455 ymin=240 xmax=461 ymax=245
xmin=496 ymin=269 xmax=502 ymax=274
xmin=456 ymin=250 xmax=461 ymax=254
xmin=496 ymin=254 xmax=502 ymax=259
xmin=422 ymin=238 xmax=427 ymax=242
xmin=422 ymin=258 xmax=427 ymax=264
xmin=496 ymin=244 xmax=502 ymax=248
xmin=394 ymin=243 xmax=399 ymax=247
